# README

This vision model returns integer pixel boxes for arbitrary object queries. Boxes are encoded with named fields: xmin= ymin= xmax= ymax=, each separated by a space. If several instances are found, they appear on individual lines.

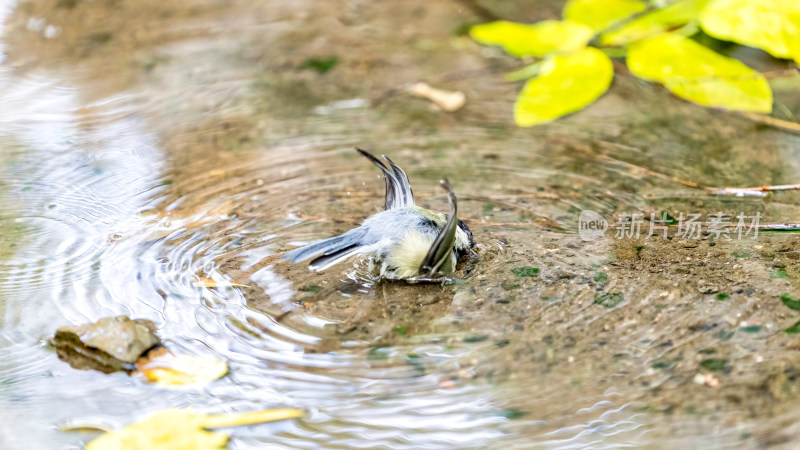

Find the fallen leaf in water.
xmin=408 ymin=82 xmax=466 ymax=112
xmin=59 ymin=421 xmax=115 ymax=433
xmin=136 ymin=350 xmax=229 ymax=386
xmin=85 ymin=408 xmax=303 ymax=450
xmin=193 ymin=277 xmax=249 ymax=288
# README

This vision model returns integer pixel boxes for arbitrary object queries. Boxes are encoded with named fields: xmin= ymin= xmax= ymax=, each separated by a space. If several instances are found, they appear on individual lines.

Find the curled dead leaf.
xmin=136 ymin=349 xmax=229 ymax=386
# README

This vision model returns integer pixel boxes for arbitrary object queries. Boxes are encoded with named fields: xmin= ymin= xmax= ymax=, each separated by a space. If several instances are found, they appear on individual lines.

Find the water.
xmin=2 ymin=0 xmax=800 ymax=448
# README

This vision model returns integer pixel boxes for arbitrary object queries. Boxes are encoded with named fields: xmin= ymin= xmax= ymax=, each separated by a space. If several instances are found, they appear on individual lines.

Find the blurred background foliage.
xmin=469 ymin=0 xmax=800 ymax=126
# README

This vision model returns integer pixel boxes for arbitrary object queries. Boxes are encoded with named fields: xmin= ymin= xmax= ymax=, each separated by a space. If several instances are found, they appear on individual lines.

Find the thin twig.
xmin=711 ymin=184 xmax=800 ymax=195
xmin=760 ymin=68 xmax=800 ymax=79
xmin=737 ymin=112 xmax=800 ymax=135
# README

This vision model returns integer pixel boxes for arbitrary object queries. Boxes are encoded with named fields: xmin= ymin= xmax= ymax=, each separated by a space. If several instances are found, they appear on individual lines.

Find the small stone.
xmin=698 ymin=285 xmax=719 ymax=294
xmin=51 ymin=316 xmax=161 ymax=373
xmin=418 ymin=294 xmax=439 ymax=305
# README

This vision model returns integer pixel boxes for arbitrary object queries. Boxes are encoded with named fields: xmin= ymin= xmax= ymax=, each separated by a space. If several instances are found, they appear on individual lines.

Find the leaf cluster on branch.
xmin=470 ymin=0 xmax=800 ymax=126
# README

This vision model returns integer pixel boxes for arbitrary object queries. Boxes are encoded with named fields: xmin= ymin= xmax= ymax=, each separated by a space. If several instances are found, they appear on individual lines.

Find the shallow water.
xmin=2 ymin=0 xmax=800 ymax=448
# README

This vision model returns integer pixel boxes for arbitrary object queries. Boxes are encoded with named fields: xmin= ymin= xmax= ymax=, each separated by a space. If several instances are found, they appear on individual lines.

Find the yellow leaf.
xmin=601 ymin=0 xmax=710 ymax=46
xmin=563 ymin=0 xmax=647 ymax=31
xmin=700 ymin=0 xmax=800 ymax=63
xmin=85 ymin=408 xmax=302 ymax=450
xmin=514 ymin=47 xmax=613 ymax=126
xmin=469 ymin=20 xmax=594 ymax=57
xmin=627 ymin=34 xmax=773 ymax=112
xmin=199 ymin=409 xmax=304 ymax=429
xmin=137 ymin=352 xmax=229 ymax=386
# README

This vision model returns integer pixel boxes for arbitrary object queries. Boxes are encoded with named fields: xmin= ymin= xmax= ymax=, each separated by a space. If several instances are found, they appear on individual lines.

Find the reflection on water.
xmin=1 ymin=0 xmax=800 ymax=448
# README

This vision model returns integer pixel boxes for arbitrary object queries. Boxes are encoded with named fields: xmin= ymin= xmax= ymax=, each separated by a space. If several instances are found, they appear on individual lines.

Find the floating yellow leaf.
xmin=601 ymin=0 xmax=710 ymax=46
xmin=137 ymin=351 xmax=229 ymax=386
xmin=627 ymin=34 xmax=773 ymax=112
xmin=470 ymin=20 xmax=594 ymax=57
xmin=193 ymin=277 xmax=249 ymax=288
xmin=700 ymin=0 xmax=800 ymax=63
xmin=85 ymin=408 xmax=303 ymax=450
xmin=563 ymin=0 xmax=647 ymax=31
xmin=514 ymin=47 xmax=613 ymax=126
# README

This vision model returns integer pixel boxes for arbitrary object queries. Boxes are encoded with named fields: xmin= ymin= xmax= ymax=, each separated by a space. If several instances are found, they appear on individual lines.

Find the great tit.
xmin=284 ymin=148 xmax=475 ymax=279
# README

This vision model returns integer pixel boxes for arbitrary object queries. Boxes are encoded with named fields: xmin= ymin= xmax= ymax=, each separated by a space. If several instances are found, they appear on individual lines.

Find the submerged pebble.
xmin=50 ymin=316 xmax=160 ymax=373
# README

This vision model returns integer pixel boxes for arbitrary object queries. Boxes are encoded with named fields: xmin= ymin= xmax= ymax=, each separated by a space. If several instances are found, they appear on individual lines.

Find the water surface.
xmin=2 ymin=0 xmax=800 ymax=448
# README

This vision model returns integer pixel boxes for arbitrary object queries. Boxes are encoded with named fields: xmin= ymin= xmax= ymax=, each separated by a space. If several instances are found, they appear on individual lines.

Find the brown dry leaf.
xmin=193 ymin=277 xmax=249 ymax=288
xmin=85 ymin=408 xmax=303 ymax=450
xmin=59 ymin=421 xmax=115 ymax=433
xmin=136 ymin=350 xmax=229 ymax=386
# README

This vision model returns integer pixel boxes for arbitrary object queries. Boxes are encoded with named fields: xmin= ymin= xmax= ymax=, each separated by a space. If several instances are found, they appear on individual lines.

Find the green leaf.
xmin=499 ymin=408 xmax=527 ymax=420
xmin=393 ymin=325 xmax=409 ymax=335
xmin=772 ymin=268 xmax=789 ymax=279
xmin=470 ymin=20 xmax=594 ymax=57
xmin=302 ymin=56 xmax=339 ymax=74
xmin=627 ymin=34 xmax=773 ymax=113
xmin=594 ymin=292 xmax=624 ymax=308
xmin=785 ymin=320 xmax=800 ymax=334
xmin=564 ymin=0 xmax=647 ymax=31
xmin=514 ymin=47 xmax=614 ymax=126
xmin=512 ymin=267 xmax=539 ymax=277
xmin=700 ymin=358 xmax=728 ymax=371
xmin=780 ymin=293 xmax=800 ymax=311
xmin=594 ymin=271 xmax=608 ymax=283
xmin=700 ymin=0 xmax=800 ymax=63
xmin=464 ymin=334 xmax=490 ymax=343
xmin=601 ymin=0 xmax=711 ymax=46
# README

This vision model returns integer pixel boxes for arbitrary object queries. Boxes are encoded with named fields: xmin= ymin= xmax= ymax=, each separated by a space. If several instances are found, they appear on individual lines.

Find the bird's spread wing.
xmin=356 ymin=148 xmax=414 ymax=210
xmin=419 ymin=178 xmax=458 ymax=275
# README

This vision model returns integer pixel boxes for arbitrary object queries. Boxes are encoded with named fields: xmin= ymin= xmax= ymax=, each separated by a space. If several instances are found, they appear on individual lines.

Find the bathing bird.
xmin=284 ymin=148 xmax=475 ymax=278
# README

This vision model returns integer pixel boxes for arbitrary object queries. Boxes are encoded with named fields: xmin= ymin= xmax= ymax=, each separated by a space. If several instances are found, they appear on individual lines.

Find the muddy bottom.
xmin=1 ymin=0 xmax=800 ymax=448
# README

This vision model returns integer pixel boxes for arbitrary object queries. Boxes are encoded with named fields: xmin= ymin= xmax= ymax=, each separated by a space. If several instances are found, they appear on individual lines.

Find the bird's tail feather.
xmin=283 ymin=229 xmax=366 ymax=266
xmin=308 ymin=244 xmax=362 ymax=271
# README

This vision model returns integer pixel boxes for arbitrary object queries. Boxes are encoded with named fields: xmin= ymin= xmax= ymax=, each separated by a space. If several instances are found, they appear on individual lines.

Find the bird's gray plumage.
xmin=284 ymin=148 xmax=474 ymax=278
